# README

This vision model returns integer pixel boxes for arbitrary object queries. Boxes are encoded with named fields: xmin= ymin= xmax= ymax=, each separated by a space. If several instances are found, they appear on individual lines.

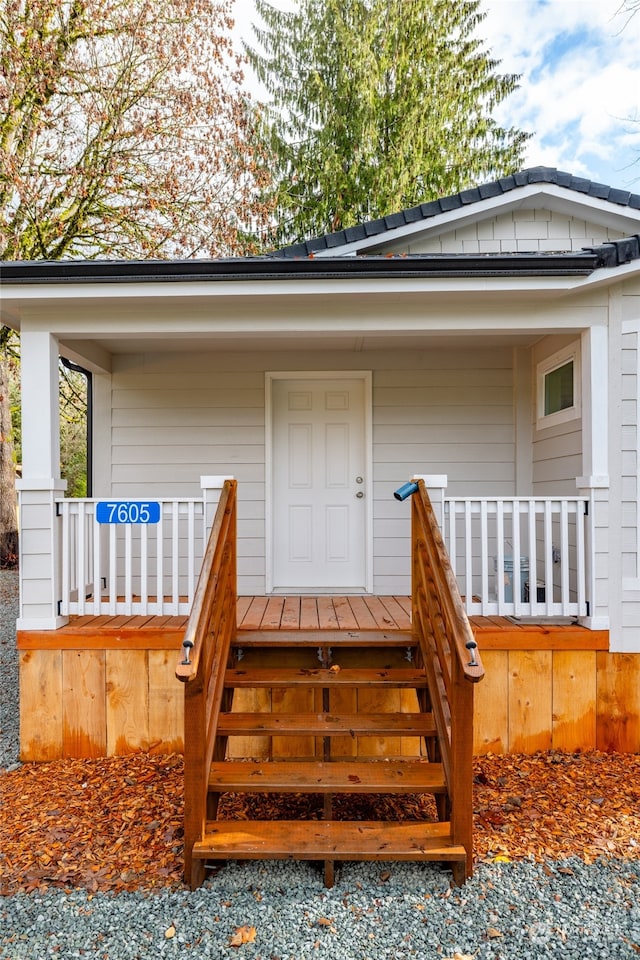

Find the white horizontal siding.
xmin=112 ymin=445 xmax=264 ymax=465
xmin=374 ymin=385 xmax=513 ymax=406
xmin=531 ymin=336 xmax=584 ymax=495
xmin=371 ymin=353 xmax=515 ymax=590
xmin=111 ymin=425 xmax=264 ymax=444
xmin=374 ymin=424 xmax=513 ymax=444
xmin=381 ymin=210 xmax=626 ymax=256
xmin=113 ymin=388 xmax=265 ymax=409
xmin=112 ymin=407 xmax=264 ymax=428
xmin=620 ymin=317 xmax=640 ymax=645
xmin=374 ymin=405 xmax=513 ymax=426
xmin=102 ymin=348 xmax=519 ymax=594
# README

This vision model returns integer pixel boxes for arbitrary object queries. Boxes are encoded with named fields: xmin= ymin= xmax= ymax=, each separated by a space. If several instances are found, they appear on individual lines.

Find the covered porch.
xmin=8 ymin=259 xmax=611 ymax=637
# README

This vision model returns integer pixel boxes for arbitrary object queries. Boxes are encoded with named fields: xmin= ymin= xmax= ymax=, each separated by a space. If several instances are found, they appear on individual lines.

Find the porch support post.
xmin=201 ymin=475 xmax=234 ymax=535
xmin=413 ymin=475 xmax=448 ymax=527
xmin=17 ymin=331 xmax=67 ymax=630
xmin=581 ymin=325 xmax=609 ymax=483
xmin=577 ymin=324 xmax=609 ymax=630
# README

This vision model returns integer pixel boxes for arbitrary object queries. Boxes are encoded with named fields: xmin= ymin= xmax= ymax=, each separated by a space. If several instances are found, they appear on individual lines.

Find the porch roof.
xmin=1 ymin=240 xmax=638 ymax=287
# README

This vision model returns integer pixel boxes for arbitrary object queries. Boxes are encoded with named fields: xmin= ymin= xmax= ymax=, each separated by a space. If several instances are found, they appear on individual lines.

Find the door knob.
xmin=356 ymin=476 xmax=363 ymax=483
xmin=356 ymin=491 xmax=364 ymax=498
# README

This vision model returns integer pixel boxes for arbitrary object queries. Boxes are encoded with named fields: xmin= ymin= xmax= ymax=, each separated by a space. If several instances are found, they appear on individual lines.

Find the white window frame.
xmin=536 ymin=342 xmax=581 ymax=430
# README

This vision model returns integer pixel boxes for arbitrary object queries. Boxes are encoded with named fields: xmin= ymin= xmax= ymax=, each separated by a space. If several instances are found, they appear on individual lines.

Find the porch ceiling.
xmin=79 ymin=329 xmax=542 ymax=355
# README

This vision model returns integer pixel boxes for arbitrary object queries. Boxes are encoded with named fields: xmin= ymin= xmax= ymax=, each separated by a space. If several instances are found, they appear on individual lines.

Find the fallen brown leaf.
xmin=229 ymin=926 xmax=257 ymax=947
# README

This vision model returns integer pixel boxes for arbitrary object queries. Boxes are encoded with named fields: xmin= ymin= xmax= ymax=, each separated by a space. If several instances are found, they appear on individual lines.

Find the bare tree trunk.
xmin=0 ymin=354 xmax=18 ymax=567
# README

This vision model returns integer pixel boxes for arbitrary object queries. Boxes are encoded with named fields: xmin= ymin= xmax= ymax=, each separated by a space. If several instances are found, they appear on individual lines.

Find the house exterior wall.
xmin=97 ymin=347 xmax=517 ymax=596
xmin=377 ymin=210 xmax=626 ymax=255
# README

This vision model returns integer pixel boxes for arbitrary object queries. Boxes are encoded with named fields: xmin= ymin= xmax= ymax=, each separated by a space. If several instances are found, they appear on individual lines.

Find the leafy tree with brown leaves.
xmin=1 ymin=0 xmax=271 ymax=260
xmin=0 ymin=0 xmax=272 ymax=565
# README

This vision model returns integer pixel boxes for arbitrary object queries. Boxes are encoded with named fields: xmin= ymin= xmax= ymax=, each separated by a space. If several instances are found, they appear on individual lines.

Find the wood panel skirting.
xmin=16 ymin=599 xmax=640 ymax=761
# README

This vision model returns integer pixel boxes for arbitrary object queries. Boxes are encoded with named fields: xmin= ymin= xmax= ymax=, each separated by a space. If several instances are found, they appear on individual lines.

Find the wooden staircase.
xmin=176 ymin=480 xmax=484 ymax=889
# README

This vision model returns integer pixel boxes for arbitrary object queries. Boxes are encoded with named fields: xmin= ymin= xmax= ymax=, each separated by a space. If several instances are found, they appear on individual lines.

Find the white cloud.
xmin=480 ymin=0 xmax=640 ymax=184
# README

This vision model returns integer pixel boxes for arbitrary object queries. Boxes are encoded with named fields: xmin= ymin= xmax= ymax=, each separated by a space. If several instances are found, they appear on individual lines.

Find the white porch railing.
xmin=442 ymin=496 xmax=591 ymax=618
xmin=57 ymin=498 xmax=206 ymax=616
xmin=56 ymin=491 xmax=592 ymax=621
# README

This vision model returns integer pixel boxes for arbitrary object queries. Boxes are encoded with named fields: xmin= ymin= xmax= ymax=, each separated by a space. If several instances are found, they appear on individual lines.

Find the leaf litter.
xmin=0 ymin=750 xmax=637 ymax=896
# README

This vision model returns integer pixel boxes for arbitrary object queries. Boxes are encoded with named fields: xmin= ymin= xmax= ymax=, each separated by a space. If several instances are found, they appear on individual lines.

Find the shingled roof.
xmin=275 ymin=166 xmax=640 ymax=259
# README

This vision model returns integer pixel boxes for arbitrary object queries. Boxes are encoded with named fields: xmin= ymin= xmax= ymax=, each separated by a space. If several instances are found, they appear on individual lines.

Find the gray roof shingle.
xmin=275 ymin=167 xmax=640 ymax=258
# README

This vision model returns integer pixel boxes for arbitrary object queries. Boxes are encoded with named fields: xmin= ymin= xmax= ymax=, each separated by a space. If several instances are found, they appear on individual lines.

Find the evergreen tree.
xmin=247 ymin=0 xmax=530 ymax=245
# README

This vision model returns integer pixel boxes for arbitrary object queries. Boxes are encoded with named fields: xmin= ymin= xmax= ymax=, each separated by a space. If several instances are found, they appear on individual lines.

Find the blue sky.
xmin=479 ymin=0 xmax=640 ymax=189
xmin=232 ymin=0 xmax=640 ymax=191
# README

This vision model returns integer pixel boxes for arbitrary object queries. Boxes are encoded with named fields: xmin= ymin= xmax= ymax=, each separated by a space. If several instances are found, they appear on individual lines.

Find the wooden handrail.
xmin=411 ymin=479 xmax=483 ymax=882
xmin=176 ymin=481 xmax=236 ymax=683
xmin=176 ymin=479 xmax=237 ymax=887
xmin=413 ymin=482 xmax=484 ymax=684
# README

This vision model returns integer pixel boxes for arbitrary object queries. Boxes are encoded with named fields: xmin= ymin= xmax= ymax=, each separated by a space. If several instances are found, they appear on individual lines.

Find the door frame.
xmin=265 ymin=370 xmax=374 ymax=594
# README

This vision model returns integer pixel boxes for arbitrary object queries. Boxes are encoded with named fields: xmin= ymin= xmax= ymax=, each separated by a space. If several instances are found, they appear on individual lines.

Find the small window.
xmin=537 ymin=344 xmax=580 ymax=429
xmin=544 ymin=359 xmax=574 ymax=416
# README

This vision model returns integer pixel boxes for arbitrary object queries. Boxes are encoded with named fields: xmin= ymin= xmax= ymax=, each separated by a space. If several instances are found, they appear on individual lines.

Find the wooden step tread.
xmin=208 ymin=760 xmax=446 ymax=794
xmin=193 ymin=819 xmax=465 ymax=862
xmin=225 ymin=667 xmax=428 ymax=688
xmin=234 ymin=629 xmax=415 ymax=648
xmin=217 ymin=711 xmax=436 ymax=737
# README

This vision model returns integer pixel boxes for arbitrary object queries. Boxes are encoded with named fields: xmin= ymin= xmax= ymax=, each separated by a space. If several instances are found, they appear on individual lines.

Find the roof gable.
xmin=277 ymin=167 xmax=640 ymax=259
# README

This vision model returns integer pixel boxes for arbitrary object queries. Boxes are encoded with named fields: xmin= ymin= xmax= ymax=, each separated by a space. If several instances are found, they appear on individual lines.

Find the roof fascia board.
xmin=313 ymin=183 xmax=640 ymax=257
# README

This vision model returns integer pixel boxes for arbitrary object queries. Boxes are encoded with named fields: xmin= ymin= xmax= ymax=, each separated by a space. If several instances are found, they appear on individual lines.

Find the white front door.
xmin=271 ymin=376 xmax=368 ymax=592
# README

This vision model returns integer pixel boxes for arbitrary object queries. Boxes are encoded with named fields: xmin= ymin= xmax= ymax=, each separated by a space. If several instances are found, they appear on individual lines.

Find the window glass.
xmin=544 ymin=360 xmax=574 ymax=416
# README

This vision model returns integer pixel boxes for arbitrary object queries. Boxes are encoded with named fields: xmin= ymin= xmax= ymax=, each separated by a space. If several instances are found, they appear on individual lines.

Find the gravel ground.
xmin=1 ymin=571 xmax=639 ymax=959
xmin=0 ymin=858 xmax=638 ymax=959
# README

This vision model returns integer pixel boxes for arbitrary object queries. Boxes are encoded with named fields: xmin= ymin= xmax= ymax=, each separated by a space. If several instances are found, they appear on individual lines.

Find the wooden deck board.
xmin=217 ymin=711 xmax=436 ymax=737
xmin=194 ymin=820 xmax=465 ymax=862
xmin=234 ymin=629 xmax=414 ymax=647
xmin=207 ymin=759 xmax=446 ymax=793
xmin=225 ymin=667 xmax=430 ymax=689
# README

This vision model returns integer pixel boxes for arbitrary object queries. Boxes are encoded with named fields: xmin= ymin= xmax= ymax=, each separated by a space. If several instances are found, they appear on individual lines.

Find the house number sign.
xmin=96 ymin=501 xmax=161 ymax=524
